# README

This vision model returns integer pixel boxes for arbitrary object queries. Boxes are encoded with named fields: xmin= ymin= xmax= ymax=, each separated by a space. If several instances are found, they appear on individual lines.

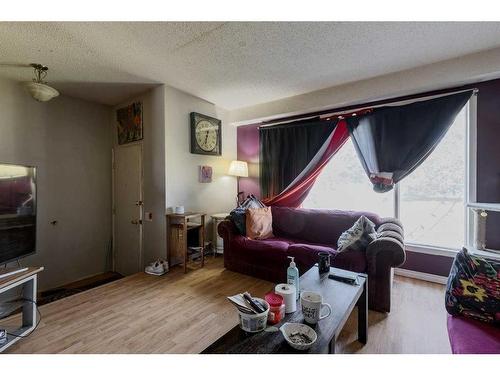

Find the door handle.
xmin=131 ymin=219 xmax=142 ymax=225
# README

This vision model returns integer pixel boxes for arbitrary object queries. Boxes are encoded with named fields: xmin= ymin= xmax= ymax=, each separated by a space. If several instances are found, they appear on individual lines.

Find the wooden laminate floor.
xmin=1 ymin=258 xmax=450 ymax=354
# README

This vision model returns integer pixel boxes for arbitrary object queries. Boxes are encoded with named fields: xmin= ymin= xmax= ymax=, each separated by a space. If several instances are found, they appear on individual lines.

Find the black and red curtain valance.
xmin=259 ymin=89 xmax=473 ymax=207
xmin=259 ymin=119 xmax=336 ymax=199
xmin=260 ymin=119 xmax=349 ymax=207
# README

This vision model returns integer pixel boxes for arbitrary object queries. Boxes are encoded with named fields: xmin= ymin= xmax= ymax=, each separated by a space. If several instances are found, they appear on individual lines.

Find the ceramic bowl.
xmin=279 ymin=322 xmax=317 ymax=351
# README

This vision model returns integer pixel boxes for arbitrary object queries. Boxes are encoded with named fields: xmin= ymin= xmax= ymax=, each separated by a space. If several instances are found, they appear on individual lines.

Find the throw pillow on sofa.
xmin=230 ymin=195 xmax=266 ymax=236
xmin=246 ymin=207 xmax=274 ymax=240
xmin=230 ymin=207 xmax=247 ymax=235
xmin=241 ymin=195 xmax=266 ymax=209
xmin=445 ymin=248 xmax=500 ymax=324
xmin=337 ymin=215 xmax=377 ymax=252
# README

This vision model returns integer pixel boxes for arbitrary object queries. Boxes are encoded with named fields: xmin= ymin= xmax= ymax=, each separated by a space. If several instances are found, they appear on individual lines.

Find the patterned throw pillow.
xmin=337 ymin=216 xmax=377 ymax=252
xmin=445 ymin=248 xmax=500 ymax=324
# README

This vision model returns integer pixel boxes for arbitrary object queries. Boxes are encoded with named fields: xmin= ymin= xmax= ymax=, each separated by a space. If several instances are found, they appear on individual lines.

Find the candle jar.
xmin=265 ymin=292 xmax=285 ymax=324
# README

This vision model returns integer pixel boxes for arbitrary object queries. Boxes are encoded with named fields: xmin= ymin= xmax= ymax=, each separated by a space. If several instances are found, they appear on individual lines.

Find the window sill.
xmin=406 ymin=243 xmax=500 ymax=260
xmin=464 ymin=246 xmax=500 ymax=261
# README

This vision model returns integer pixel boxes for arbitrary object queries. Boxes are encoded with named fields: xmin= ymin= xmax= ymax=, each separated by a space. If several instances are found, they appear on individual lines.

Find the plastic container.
xmin=287 ymin=256 xmax=300 ymax=300
xmin=237 ymin=298 xmax=269 ymax=333
xmin=265 ymin=292 xmax=285 ymax=324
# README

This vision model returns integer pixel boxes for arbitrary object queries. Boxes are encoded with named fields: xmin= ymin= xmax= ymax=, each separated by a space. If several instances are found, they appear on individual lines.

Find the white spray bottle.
xmin=286 ymin=256 xmax=299 ymax=300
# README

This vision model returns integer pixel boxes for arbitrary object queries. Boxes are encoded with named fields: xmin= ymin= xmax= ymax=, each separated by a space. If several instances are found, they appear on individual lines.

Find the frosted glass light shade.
xmin=228 ymin=160 xmax=248 ymax=177
xmin=23 ymin=82 xmax=59 ymax=102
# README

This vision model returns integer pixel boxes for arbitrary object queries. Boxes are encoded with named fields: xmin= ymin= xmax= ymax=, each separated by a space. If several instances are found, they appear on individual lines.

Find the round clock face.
xmin=195 ymin=120 xmax=218 ymax=152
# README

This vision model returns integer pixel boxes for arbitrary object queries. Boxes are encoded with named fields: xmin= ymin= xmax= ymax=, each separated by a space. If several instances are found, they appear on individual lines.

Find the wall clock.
xmin=190 ymin=112 xmax=222 ymax=156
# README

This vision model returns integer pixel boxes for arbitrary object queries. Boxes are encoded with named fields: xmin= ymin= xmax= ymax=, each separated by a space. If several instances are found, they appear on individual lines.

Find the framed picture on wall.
xmin=116 ymin=102 xmax=143 ymax=145
xmin=199 ymin=165 xmax=213 ymax=183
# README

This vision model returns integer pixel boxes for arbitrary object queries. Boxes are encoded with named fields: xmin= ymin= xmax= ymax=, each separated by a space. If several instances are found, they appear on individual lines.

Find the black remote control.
xmin=328 ymin=273 xmax=358 ymax=285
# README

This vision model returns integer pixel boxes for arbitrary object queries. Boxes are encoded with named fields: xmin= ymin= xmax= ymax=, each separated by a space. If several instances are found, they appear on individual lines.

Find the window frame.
xmin=393 ymin=97 xmax=475 ymax=256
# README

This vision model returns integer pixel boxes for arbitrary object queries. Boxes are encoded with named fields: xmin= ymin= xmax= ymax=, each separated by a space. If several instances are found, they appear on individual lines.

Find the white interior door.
xmin=113 ymin=144 xmax=143 ymax=276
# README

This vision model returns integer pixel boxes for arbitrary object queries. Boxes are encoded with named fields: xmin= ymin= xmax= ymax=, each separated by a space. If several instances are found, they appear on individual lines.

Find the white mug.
xmin=300 ymin=291 xmax=332 ymax=324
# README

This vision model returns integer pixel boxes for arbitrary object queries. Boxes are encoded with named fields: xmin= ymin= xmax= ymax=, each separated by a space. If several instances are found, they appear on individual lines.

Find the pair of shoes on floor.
xmin=145 ymin=259 xmax=169 ymax=276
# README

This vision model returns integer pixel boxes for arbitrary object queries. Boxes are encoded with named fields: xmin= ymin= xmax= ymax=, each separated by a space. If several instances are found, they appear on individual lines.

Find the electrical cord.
xmin=5 ymin=298 xmax=42 ymax=338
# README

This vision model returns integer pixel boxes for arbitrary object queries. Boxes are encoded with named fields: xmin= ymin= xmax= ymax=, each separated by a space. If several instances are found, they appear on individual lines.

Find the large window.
xmin=303 ymin=107 xmax=467 ymax=250
xmin=303 ymin=139 xmax=395 ymax=217
xmin=399 ymin=108 xmax=466 ymax=249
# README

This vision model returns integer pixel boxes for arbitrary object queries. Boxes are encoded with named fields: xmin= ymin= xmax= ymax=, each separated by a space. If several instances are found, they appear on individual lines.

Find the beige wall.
xmin=112 ymin=86 xmax=166 ymax=266
xmin=111 ymin=85 xmax=237 ymax=267
xmin=164 ymin=86 xmax=237 ymax=242
xmin=229 ymin=46 xmax=500 ymax=124
xmin=0 ymin=77 xmax=112 ymax=291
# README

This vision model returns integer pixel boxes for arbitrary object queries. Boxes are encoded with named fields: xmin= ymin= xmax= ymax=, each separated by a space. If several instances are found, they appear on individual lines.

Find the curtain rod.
xmin=258 ymin=87 xmax=478 ymax=129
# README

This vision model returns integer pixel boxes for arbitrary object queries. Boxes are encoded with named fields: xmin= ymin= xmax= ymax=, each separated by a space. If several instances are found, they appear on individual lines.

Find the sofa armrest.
xmin=217 ymin=219 xmax=239 ymax=239
xmin=364 ymin=218 xmax=406 ymax=312
xmin=218 ymin=219 xmax=240 ymax=268
xmin=368 ymin=217 xmax=405 ymax=264
xmin=366 ymin=236 xmax=406 ymax=269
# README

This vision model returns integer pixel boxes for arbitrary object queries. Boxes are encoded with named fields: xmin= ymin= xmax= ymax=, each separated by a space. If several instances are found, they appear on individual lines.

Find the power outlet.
xmin=145 ymin=212 xmax=153 ymax=222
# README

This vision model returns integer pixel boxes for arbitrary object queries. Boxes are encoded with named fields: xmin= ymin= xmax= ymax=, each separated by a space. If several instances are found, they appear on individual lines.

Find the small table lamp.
xmin=228 ymin=160 xmax=248 ymax=205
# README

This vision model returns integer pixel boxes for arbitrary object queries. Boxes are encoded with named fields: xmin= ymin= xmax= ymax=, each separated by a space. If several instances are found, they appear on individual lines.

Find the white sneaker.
xmin=159 ymin=259 xmax=169 ymax=273
xmin=145 ymin=260 xmax=166 ymax=276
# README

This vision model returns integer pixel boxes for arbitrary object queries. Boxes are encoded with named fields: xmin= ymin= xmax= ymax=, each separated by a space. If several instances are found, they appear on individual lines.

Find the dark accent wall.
xmin=400 ymin=251 xmax=454 ymax=277
xmin=236 ymin=78 xmax=500 ymax=276
xmin=237 ymin=124 xmax=261 ymax=199
xmin=476 ymin=80 xmax=500 ymax=250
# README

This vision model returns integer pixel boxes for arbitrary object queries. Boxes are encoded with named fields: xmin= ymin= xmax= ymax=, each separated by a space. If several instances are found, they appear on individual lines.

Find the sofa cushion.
xmin=287 ymin=243 xmax=367 ymax=274
xmin=447 ymin=314 xmax=500 ymax=354
xmin=271 ymin=206 xmax=382 ymax=245
xmin=333 ymin=249 xmax=368 ymax=273
xmin=229 ymin=236 xmax=289 ymax=264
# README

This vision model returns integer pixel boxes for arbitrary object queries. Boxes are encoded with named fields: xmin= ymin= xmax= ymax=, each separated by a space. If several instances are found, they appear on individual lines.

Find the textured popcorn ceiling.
xmin=1 ymin=22 xmax=500 ymax=108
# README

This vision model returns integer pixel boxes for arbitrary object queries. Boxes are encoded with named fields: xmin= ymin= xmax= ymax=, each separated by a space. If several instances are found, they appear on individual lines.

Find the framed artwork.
xmin=117 ymin=102 xmax=143 ymax=145
xmin=190 ymin=112 xmax=222 ymax=156
xmin=199 ymin=165 xmax=213 ymax=183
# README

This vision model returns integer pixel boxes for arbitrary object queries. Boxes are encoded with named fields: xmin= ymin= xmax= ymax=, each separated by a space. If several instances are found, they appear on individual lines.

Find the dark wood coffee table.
xmin=202 ymin=266 xmax=367 ymax=354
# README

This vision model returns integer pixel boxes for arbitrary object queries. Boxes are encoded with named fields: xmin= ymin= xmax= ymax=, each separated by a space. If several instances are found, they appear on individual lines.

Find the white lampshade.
xmin=228 ymin=160 xmax=248 ymax=177
xmin=23 ymin=82 xmax=59 ymax=102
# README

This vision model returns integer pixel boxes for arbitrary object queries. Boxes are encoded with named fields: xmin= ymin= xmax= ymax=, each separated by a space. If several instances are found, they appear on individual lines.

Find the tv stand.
xmin=0 ymin=267 xmax=29 ymax=280
xmin=0 ymin=266 xmax=43 ymax=352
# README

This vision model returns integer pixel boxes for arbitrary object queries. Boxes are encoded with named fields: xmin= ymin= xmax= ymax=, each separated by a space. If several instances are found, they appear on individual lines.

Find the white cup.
xmin=174 ymin=206 xmax=185 ymax=214
xmin=300 ymin=291 xmax=332 ymax=324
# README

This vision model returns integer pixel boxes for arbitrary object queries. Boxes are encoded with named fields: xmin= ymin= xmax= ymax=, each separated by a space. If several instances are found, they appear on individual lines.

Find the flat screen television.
xmin=0 ymin=163 xmax=36 ymax=265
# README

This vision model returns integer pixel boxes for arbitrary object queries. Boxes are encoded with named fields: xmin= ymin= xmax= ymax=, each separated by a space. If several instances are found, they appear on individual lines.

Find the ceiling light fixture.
xmin=23 ymin=63 xmax=59 ymax=102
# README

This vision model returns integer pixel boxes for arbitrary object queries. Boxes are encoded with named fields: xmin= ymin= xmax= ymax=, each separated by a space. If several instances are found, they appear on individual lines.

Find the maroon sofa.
xmin=218 ymin=206 xmax=406 ymax=312
xmin=447 ymin=315 xmax=500 ymax=354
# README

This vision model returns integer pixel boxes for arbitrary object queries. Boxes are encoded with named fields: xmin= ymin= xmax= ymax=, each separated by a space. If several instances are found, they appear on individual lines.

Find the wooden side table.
xmin=166 ymin=212 xmax=205 ymax=273
xmin=211 ymin=213 xmax=229 ymax=257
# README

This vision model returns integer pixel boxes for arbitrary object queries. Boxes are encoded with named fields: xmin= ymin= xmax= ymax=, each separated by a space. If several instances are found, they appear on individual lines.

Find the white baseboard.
xmin=394 ymin=268 xmax=448 ymax=285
